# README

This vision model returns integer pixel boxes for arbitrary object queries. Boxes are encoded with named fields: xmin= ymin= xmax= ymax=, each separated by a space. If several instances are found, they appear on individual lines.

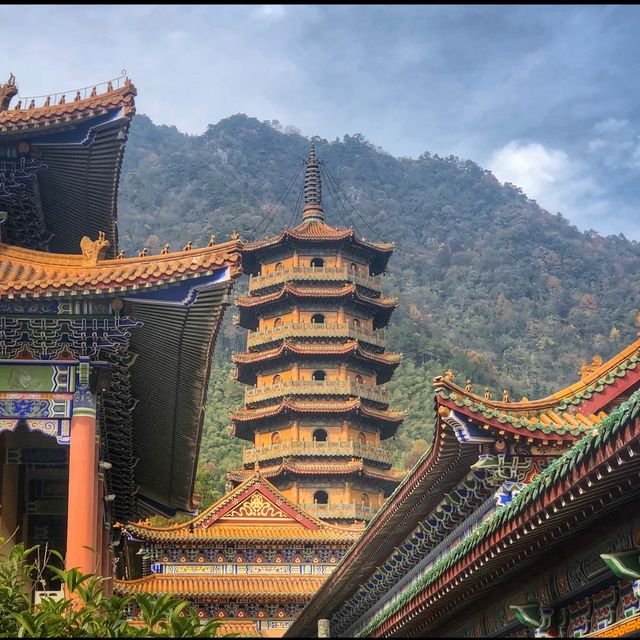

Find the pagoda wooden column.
xmin=66 ymin=387 xmax=98 ymax=575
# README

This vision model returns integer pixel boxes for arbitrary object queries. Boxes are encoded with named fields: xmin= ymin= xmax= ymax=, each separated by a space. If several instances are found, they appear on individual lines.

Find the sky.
xmin=3 ymin=5 xmax=640 ymax=239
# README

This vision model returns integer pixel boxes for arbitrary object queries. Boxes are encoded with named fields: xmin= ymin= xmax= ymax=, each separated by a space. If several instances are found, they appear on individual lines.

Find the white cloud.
xmin=487 ymin=140 xmax=611 ymax=231
xmin=589 ymin=118 xmax=640 ymax=171
xmin=252 ymin=5 xmax=286 ymax=22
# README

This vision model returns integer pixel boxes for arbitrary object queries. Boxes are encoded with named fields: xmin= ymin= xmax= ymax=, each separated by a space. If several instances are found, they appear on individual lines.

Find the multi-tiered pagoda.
xmin=230 ymin=147 xmax=405 ymax=524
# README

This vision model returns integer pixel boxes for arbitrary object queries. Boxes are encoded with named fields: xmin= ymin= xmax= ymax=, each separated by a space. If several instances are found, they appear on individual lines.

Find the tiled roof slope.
xmin=0 ymin=240 xmax=242 ymax=297
xmin=358 ymin=386 xmax=640 ymax=637
xmin=434 ymin=338 xmax=640 ymax=439
xmin=0 ymin=80 xmax=136 ymax=133
xmin=114 ymin=574 xmax=326 ymax=599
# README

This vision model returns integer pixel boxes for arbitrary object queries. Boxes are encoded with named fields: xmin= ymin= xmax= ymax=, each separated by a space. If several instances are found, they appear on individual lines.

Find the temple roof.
xmin=233 ymin=340 xmax=401 ymax=384
xmin=114 ymin=574 xmax=326 ymax=600
xmin=231 ymin=398 xmax=404 ymax=440
xmin=0 ymin=236 xmax=242 ymax=516
xmin=346 ymin=389 xmax=640 ymax=637
xmin=0 ymin=79 xmax=136 ymax=133
xmin=0 ymin=239 xmax=241 ymax=297
xmin=242 ymin=221 xmax=394 ymax=275
xmin=287 ymin=340 xmax=640 ymax=638
xmin=434 ymin=337 xmax=640 ymax=441
xmin=228 ymin=460 xmax=405 ymax=485
xmin=120 ymin=474 xmax=362 ymax=543
xmin=0 ymin=74 xmax=137 ymax=255
xmin=236 ymin=283 xmax=397 ymax=309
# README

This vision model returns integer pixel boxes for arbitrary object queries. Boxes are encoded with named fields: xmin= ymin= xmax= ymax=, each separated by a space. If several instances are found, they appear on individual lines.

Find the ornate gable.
xmin=196 ymin=476 xmax=321 ymax=531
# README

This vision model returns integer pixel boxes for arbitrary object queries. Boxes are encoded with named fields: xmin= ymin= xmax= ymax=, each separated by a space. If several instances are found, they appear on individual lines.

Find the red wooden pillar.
xmin=65 ymin=396 xmax=98 ymax=575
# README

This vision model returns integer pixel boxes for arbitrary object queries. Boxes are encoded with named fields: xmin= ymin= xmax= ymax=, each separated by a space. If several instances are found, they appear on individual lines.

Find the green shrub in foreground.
xmin=0 ymin=540 xmax=226 ymax=638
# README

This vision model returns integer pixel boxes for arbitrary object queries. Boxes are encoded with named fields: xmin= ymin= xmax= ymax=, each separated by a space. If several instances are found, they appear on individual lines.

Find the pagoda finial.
xmin=302 ymin=144 xmax=324 ymax=222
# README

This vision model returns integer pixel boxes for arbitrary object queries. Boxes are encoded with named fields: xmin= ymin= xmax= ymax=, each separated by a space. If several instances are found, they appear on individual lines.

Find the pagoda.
xmin=230 ymin=147 xmax=405 ymax=524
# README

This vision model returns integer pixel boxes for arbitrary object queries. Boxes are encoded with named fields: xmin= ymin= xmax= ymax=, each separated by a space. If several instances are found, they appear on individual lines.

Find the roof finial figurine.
xmin=484 ymin=387 xmax=493 ymax=400
xmin=465 ymin=379 xmax=473 ymax=392
xmin=161 ymin=243 xmax=170 ymax=255
xmin=302 ymin=144 xmax=324 ymax=223
xmin=116 ymin=249 xmax=126 ymax=259
xmin=183 ymin=240 xmax=192 ymax=251
xmin=138 ymin=247 xmax=148 ymax=257
xmin=58 ymin=94 xmax=65 ymax=105
xmin=208 ymin=233 xmax=217 ymax=247
xmin=443 ymin=369 xmax=454 ymax=381
xmin=107 ymin=81 xmax=113 ymax=92
xmin=28 ymin=99 xmax=35 ymax=109
xmin=502 ymin=389 xmax=510 ymax=403
xmin=90 ymin=86 xmax=97 ymax=98
xmin=44 ymin=96 xmax=51 ymax=107
xmin=74 ymin=90 xmax=82 ymax=102
xmin=231 ymin=231 xmax=240 ymax=241
xmin=0 ymin=73 xmax=18 ymax=112
xmin=14 ymin=100 xmax=21 ymax=111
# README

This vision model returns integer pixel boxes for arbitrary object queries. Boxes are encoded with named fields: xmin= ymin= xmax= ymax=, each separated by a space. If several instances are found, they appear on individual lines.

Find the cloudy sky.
xmin=3 ymin=5 xmax=640 ymax=238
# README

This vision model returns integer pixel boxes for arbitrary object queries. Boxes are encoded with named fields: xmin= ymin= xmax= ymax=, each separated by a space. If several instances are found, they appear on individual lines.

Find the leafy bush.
xmin=0 ymin=540 xmax=224 ymax=638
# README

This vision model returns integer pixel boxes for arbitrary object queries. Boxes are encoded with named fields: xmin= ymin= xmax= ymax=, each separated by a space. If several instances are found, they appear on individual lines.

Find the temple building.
xmin=230 ymin=146 xmax=405 ymax=524
xmin=113 ymin=147 xmax=405 ymax=635
xmin=114 ymin=473 xmax=360 ymax=637
xmin=0 ymin=73 xmax=242 ymax=586
xmin=287 ymin=340 xmax=640 ymax=638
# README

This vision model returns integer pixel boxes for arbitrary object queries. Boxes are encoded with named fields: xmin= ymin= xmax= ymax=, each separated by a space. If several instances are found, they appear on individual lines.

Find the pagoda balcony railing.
xmin=245 ymin=379 xmax=389 ymax=404
xmin=242 ymin=440 xmax=393 ymax=465
xmin=248 ymin=266 xmax=382 ymax=293
xmin=246 ymin=322 xmax=386 ymax=348
xmin=299 ymin=503 xmax=380 ymax=520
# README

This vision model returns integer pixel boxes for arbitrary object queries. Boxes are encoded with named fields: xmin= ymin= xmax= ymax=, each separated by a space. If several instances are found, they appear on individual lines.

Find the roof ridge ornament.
xmin=80 ymin=231 xmax=110 ymax=266
xmin=302 ymin=144 xmax=324 ymax=223
xmin=0 ymin=73 xmax=18 ymax=112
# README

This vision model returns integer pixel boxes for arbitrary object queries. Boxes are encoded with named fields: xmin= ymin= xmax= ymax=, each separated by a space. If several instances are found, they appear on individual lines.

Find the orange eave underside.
xmin=232 ymin=341 xmax=402 ymax=364
xmin=0 ymin=240 xmax=242 ymax=296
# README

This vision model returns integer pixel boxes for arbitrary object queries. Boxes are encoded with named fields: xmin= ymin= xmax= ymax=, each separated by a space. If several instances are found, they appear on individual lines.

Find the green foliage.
xmin=0 ymin=540 xmax=224 ymax=638
xmin=118 ymin=114 xmax=640 ymax=507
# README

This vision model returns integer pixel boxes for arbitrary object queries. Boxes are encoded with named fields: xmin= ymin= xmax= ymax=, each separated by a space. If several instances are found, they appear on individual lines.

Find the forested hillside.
xmin=118 ymin=114 xmax=640 ymax=505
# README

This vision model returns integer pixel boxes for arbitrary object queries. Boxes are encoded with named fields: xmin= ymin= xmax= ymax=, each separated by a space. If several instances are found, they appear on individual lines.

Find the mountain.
xmin=118 ymin=113 xmax=640 ymax=504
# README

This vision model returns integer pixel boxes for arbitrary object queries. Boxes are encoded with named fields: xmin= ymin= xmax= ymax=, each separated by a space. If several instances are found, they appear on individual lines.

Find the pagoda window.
xmin=311 ymin=257 xmax=324 ymax=268
xmin=358 ymin=432 xmax=366 ymax=445
xmin=355 ymin=374 xmax=364 ymax=384
xmin=311 ymin=313 xmax=325 ymax=324
xmin=272 ymin=374 xmax=282 ymax=385
xmin=314 ymin=490 xmax=329 ymax=504
xmin=313 ymin=429 xmax=328 ymax=442
xmin=274 ymin=317 xmax=283 ymax=327
xmin=352 ymin=318 xmax=360 ymax=327
xmin=312 ymin=370 xmax=326 ymax=381
xmin=275 ymin=262 xmax=284 ymax=271
xmin=272 ymin=432 xmax=281 ymax=445
xmin=351 ymin=262 xmax=358 ymax=271
xmin=361 ymin=493 xmax=370 ymax=507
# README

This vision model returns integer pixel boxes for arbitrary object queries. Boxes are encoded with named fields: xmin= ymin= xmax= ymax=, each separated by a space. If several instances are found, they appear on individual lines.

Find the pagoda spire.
xmin=302 ymin=145 xmax=324 ymax=222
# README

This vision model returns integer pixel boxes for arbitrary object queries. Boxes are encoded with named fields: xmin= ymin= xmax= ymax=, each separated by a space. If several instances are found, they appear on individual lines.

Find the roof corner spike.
xmin=302 ymin=144 xmax=324 ymax=222
xmin=0 ymin=73 xmax=18 ymax=112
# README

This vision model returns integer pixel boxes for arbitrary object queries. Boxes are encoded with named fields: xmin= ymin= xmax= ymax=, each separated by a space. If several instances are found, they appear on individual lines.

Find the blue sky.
xmin=3 ymin=5 xmax=640 ymax=238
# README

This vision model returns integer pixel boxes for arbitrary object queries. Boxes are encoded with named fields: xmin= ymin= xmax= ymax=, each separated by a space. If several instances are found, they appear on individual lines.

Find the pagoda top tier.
xmin=242 ymin=147 xmax=395 ymax=275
